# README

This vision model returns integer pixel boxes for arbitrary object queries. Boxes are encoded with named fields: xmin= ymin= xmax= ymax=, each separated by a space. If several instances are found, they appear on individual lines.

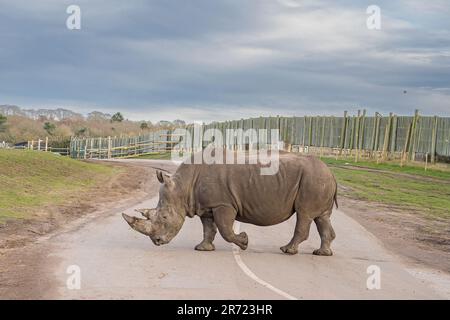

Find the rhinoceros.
xmin=122 ymin=151 xmax=338 ymax=255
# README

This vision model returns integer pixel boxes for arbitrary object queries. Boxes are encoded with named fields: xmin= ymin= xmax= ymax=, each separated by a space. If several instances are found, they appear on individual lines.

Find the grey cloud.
xmin=0 ymin=0 xmax=449 ymax=122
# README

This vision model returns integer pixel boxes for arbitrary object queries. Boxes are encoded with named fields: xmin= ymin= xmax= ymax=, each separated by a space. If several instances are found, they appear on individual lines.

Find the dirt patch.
xmin=338 ymin=196 xmax=450 ymax=273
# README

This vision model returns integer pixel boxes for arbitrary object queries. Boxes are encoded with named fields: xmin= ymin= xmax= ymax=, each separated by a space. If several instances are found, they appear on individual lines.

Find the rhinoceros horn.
xmin=122 ymin=213 xmax=154 ymax=235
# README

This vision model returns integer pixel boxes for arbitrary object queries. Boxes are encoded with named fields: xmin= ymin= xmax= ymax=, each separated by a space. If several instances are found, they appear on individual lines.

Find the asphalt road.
xmin=44 ymin=160 xmax=448 ymax=299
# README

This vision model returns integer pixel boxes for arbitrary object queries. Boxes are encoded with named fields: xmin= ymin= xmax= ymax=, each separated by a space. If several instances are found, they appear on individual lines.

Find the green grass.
xmin=0 ymin=150 xmax=118 ymax=222
xmin=321 ymin=157 xmax=450 ymax=219
xmin=322 ymin=157 xmax=450 ymax=180
xmin=128 ymin=152 xmax=173 ymax=160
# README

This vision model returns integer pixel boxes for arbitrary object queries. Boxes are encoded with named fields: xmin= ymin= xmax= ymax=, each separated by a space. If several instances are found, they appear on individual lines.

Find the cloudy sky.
xmin=1 ymin=0 xmax=449 ymax=121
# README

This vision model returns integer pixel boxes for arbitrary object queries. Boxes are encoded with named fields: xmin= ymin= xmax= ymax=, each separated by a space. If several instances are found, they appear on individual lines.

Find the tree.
xmin=88 ymin=111 xmax=111 ymax=120
xmin=157 ymin=120 xmax=172 ymax=128
xmin=38 ymin=115 xmax=48 ymax=122
xmin=43 ymin=122 xmax=56 ymax=135
xmin=111 ymin=112 xmax=124 ymax=123
xmin=75 ymin=127 xmax=87 ymax=137
xmin=140 ymin=122 xmax=149 ymax=130
xmin=173 ymin=119 xmax=186 ymax=127
xmin=0 ymin=114 xmax=7 ymax=133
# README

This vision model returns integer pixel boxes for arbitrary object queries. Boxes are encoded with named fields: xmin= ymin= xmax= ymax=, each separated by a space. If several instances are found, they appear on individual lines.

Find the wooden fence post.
xmin=308 ymin=117 xmax=313 ymax=147
xmin=391 ymin=114 xmax=397 ymax=156
xmin=373 ymin=113 xmax=381 ymax=154
xmin=302 ymin=117 xmax=306 ymax=147
xmin=90 ymin=138 xmax=94 ymax=158
xmin=329 ymin=116 xmax=334 ymax=149
xmin=370 ymin=112 xmax=378 ymax=157
xmin=349 ymin=116 xmax=355 ymax=153
xmin=98 ymin=137 xmax=102 ymax=159
xmin=340 ymin=111 xmax=347 ymax=154
xmin=431 ymin=116 xmax=438 ymax=164
xmin=358 ymin=109 xmax=366 ymax=161
xmin=401 ymin=120 xmax=412 ymax=167
xmin=290 ymin=116 xmax=295 ymax=148
xmin=108 ymin=136 xmax=112 ymax=159
xmin=354 ymin=110 xmax=361 ymax=162
xmin=360 ymin=109 xmax=366 ymax=148
xmin=382 ymin=113 xmax=393 ymax=161
xmin=410 ymin=109 xmax=419 ymax=161
xmin=320 ymin=116 xmax=325 ymax=157
xmin=84 ymin=139 xmax=88 ymax=160
xmin=45 ymin=137 xmax=48 ymax=152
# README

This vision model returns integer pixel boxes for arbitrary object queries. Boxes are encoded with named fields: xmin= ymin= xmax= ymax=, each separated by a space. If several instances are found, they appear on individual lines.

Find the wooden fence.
xmin=70 ymin=130 xmax=178 ymax=159
xmin=70 ymin=110 xmax=450 ymax=163
xmin=0 ymin=137 xmax=70 ymax=156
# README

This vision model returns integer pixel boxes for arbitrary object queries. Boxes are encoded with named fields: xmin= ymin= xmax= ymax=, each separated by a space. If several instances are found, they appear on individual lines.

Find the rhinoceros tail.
xmin=333 ymin=177 xmax=338 ymax=209
xmin=334 ymin=189 xmax=338 ymax=209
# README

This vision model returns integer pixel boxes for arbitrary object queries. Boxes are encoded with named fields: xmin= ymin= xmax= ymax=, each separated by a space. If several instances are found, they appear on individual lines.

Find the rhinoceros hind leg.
xmin=213 ymin=206 xmax=248 ymax=250
xmin=312 ymin=213 xmax=335 ymax=256
xmin=195 ymin=216 xmax=217 ymax=251
xmin=280 ymin=213 xmax=313 ymax=255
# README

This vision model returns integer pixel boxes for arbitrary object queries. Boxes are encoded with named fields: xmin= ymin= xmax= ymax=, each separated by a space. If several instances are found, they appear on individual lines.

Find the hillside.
xmin=0 ymin=105 xmax=83 ymax=121
xmin=0 ymin=149 xmax=119 ymax=221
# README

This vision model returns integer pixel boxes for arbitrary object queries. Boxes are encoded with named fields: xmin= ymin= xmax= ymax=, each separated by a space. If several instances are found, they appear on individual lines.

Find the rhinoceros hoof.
xmin=313 ymin=248 xmax=333 ymax=256
xmin=238 ymin=232 xmax=248 ymax=244
xmin=280 ymin=245 xmax=298 ymax=255
xmin=236 ymin=232 xmax=248 ymax=250
xmin=195 ymin=242 xmax=215 ymax=251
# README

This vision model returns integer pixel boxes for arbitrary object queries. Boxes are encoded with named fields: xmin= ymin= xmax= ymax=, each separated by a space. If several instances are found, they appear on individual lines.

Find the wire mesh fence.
xmin=70 ymin=110 xmax=450 ymax=163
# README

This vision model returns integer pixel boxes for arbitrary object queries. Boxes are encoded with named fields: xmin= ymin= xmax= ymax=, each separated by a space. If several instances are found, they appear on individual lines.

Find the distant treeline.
xmin=0 ymin=111 xmax=186 ymax=145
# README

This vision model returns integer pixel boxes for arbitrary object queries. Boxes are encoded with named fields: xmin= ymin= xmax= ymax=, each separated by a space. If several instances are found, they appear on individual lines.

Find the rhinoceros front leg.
xmin=213 ymin=206 xmax=248 ymax=250
xmin=280 ymin=213 xmax=313 ymax=255
xmin=195 ymin=216 xmax=217 ymax=251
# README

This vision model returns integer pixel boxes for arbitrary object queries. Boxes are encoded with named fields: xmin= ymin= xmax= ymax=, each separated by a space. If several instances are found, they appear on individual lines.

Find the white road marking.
xmin=232 ymin=222 xmax=298 ymax=300
xmin=123 ymin=189 xmax=298 ymax=299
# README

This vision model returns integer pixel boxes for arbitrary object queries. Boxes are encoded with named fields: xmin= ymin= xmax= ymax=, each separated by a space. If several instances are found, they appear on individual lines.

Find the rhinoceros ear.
xmin=156 ymin=170 xmax=173 ymax=185
xmin=156 ymin=170 xmax=164 ymax=183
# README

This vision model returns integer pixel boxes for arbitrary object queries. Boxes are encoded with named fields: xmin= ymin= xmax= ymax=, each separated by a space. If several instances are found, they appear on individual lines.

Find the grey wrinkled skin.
xmin=123 ymin=151 xmax=338 ymax=256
